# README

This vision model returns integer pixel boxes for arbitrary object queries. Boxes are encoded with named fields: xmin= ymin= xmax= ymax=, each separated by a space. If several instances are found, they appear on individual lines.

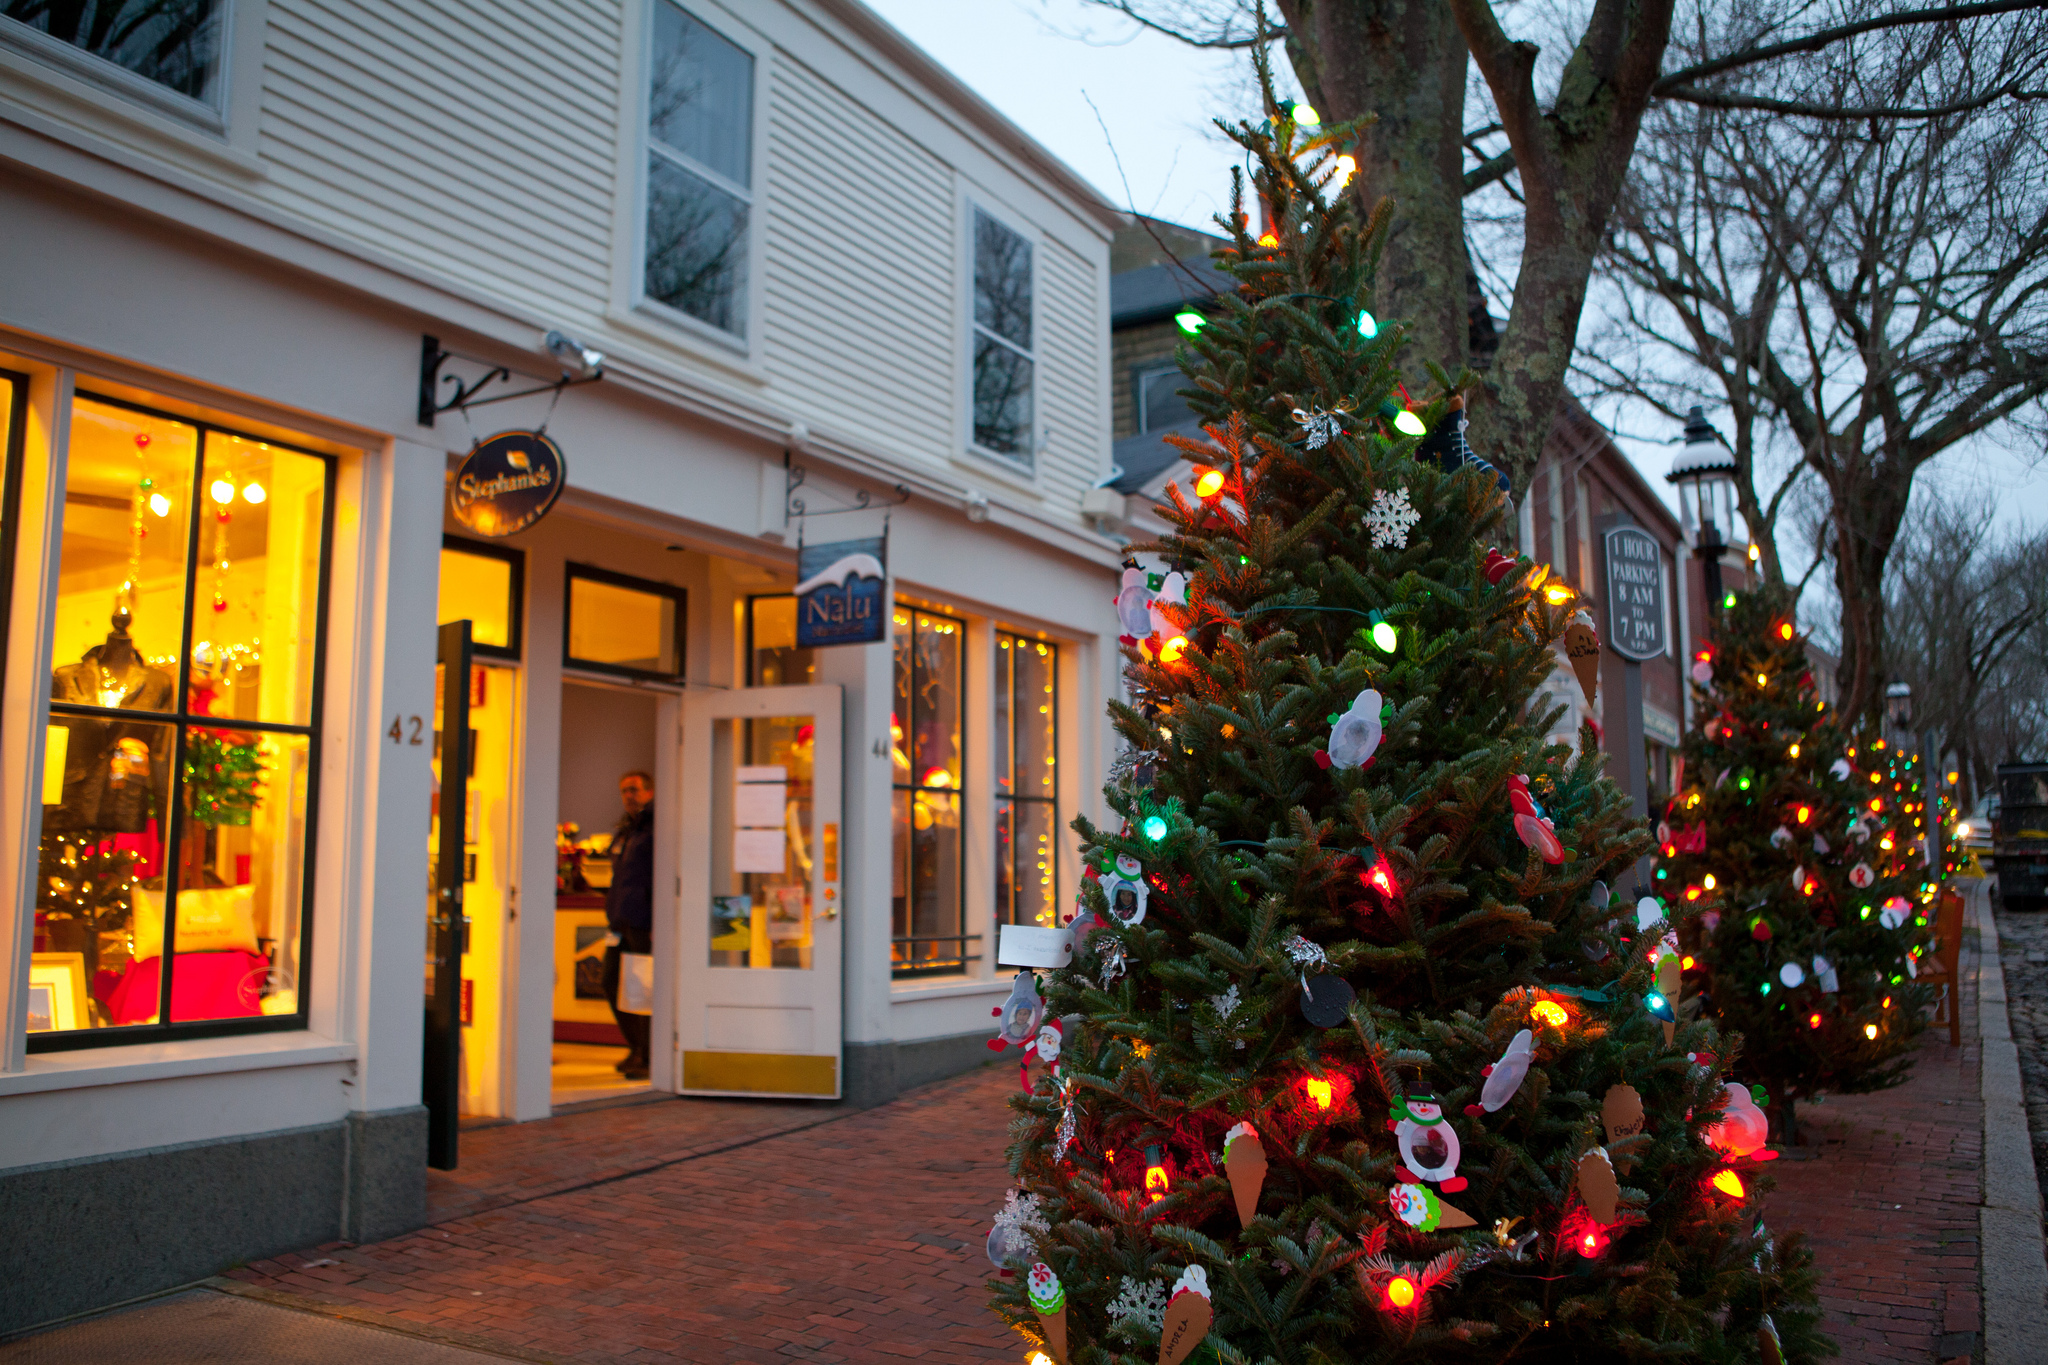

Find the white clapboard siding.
xmin=760 ymin=52 xmax=956 ymax=467
xmin=260 ymin=0 xmax=622 ymax=328
xmin=1032 ymin=232 xmax=1102 ymax=511
xmin=94 ymin=0 xmax=1112 ymax=522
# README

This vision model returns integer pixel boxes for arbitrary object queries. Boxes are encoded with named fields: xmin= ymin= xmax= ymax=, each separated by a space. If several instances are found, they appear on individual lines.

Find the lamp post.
xmin=1885 ymin=681 xmax=1938 ymax=879
xmin=1666 ymin=407 xmax=1740 ymax=614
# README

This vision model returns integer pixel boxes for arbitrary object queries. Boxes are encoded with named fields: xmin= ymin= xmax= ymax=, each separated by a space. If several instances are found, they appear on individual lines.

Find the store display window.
xmin=891 ymin=604 xmax=967 ymax=977
xmin=995 ymin=633 xmax=1058 ymax=928
xmin=28 ymin=392 xmax=333 ymax=1047
xmin=744 ymin=594 xmax=816 ymax=687
xmin=564 ymin=563 xmax=684 ymax=682
xmin=440 ymin=536 xmax=523 ymax=660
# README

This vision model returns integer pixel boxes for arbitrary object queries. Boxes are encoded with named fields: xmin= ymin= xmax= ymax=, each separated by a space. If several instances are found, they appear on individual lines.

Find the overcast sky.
xmin=864 ymin=0 xmax=2048 ymax=559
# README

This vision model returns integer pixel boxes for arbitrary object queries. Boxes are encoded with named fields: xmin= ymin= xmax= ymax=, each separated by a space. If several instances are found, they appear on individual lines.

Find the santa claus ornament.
xmin=1389 ymin=1094 xmax=1466 ymax=1192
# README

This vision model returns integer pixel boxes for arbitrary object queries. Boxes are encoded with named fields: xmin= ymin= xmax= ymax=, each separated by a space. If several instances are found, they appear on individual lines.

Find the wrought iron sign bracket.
xmin=784 ymin=454 xmax=909 ymax=525
xmin=418 ymin=334 xmax=602 ymax=427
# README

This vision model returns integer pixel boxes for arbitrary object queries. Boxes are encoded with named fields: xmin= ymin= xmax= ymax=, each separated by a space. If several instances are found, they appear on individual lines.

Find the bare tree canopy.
xmin=1083 ymin=0 xmax=2048 ymax=507
xmin=1885 ymin=493 xmax=2048 ymax=800
xmin=1590 ymin=4 xmax=2048 ymax=718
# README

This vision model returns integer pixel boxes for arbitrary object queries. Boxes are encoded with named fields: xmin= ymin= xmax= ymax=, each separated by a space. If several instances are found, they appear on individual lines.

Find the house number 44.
xmin=389 ymin=716 xmax=425 ymax=745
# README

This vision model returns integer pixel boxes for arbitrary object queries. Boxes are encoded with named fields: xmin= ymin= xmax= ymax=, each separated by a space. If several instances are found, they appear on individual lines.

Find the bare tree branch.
xmin=1650 ymin=0 xmax=2048 ymax=90
xmin=1658 ymin=76 xmax=2046 ymax=118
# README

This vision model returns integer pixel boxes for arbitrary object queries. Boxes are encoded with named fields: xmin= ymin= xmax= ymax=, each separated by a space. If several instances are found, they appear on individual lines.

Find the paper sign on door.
xmin=735 ymin=765 xmax=788 ymax=873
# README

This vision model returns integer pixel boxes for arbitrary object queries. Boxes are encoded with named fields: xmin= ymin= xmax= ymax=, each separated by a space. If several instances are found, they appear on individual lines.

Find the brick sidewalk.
xmin=227 ymin=1067 xmax=1022 ymax=1364
xmin=1762 ymin=913 xmax=1984 ymax=1364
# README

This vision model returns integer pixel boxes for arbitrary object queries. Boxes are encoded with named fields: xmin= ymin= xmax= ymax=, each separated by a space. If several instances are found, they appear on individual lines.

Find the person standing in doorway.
xmin=602 ymin=770 xmax=655 ymax=1079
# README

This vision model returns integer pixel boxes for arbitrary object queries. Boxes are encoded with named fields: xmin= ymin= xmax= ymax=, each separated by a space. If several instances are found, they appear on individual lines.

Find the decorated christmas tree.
xmin=1659 ymin=589 xmax=1931 ymax=1142
xmin=986 ymin=83 xmax=1823 ymax=1365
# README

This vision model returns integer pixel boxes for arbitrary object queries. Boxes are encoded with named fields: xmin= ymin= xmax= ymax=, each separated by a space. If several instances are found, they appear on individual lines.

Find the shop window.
xmin=1136 ymin=366 xmax=1197 ymax=433
xmin=996 ymin=633 xmax=1058 ymax=928
xmin=29 ymin=392 xmax=333 ymax=1048
xmin=745 ymin=594 xmax=816 ymax=687
xmin=892 ymin=605 xmax=969 ymax=977
xmin=0 ymin=369 xmax=26 ymax=718
xmin=564 ymin=564 xmax=684 ymax=682
xmin=642 ymin=0 xmax=753 ymax=337
xmin=971 ymin=208 xmax=1035 ymax=465
xmin=439 ymin=536 xmax=523 ymax=661
xmin=1 ymin=0 xmax=225 ymax=108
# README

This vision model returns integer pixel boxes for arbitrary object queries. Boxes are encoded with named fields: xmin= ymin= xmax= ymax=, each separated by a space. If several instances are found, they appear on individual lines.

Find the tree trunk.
xmin=1278 ymin=0 xmax=1471 ymax=381
xmin=1829 ymin=469 xmax=1911 ymax=721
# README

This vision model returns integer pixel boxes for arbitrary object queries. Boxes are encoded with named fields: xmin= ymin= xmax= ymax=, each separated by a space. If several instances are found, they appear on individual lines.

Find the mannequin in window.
xmin=48 ymin=604 xmax=176 ymax=834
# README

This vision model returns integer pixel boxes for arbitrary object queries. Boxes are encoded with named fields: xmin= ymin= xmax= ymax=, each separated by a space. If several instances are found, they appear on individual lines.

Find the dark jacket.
xmin=605 ymin=805 xmax=655 ymax=931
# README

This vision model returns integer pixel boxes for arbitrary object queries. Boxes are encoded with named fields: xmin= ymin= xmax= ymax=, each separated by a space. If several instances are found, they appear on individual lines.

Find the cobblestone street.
xmin=1993 ymin=902 xmax=2048 ymax=1217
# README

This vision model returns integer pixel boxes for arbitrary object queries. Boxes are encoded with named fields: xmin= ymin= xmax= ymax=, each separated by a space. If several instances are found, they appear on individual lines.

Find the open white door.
xmin=676 ymin=684 xmax=843 ymax=1098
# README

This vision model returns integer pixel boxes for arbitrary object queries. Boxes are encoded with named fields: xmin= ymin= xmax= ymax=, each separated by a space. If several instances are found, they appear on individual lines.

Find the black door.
xmin=425 ymin=620 xmax=472 ymax=1169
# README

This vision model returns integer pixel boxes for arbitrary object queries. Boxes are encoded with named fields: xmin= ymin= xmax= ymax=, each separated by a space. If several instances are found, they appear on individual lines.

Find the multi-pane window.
xmin=2 ymin=0 xmax=225 ymax=106
xmin=30 ymin=393 xmax=332 ymax=1047
xmin=995 ymin=634 xmax=1058 ymax=928
xmin=892 ymin=605 xmax=967 ymax=977
xmin=1137 ymin=366 xmax=1197 ymax=433
xmin=971 ymin=209 xmax=1035 ymax=464
xmin=643 ymin=1 xmax=753 ymax=337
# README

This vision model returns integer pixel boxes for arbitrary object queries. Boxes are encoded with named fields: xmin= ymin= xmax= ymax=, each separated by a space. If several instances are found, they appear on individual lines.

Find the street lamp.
xmin=1667 ymin=407 xmax=1739 ymax=612
xmin=1885 ymin=680 xmax=1913 ymax=729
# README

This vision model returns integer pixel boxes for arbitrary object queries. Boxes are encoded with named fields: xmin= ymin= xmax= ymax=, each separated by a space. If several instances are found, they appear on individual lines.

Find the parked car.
xmin=1992 ymin=762 xmax=2048 ymax=912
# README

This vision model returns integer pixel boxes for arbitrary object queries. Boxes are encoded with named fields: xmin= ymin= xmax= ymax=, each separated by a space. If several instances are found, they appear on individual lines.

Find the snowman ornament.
xmin=1389 ymin=1094 xmax=1467 ymax=1192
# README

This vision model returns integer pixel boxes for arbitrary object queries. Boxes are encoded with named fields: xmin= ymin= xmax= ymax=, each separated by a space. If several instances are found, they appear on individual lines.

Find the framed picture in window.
xmin=28 ymin=953 xmax=89 ymax=1033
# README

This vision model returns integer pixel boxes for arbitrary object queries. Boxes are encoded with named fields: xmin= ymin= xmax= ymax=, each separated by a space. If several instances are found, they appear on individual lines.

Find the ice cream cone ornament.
xmin=1389 ymin=1094 xmax=1466 ymax=1192
xmin=1576 ymin=1147 xmax=1620 ymax=1223
xmin=1223 ymin=1121 xmax=1267 ymax=1228
xmin=1565 ymin=612 xmax=1600 ymax=706
xmin=988 ymin=971 xmax=1046 ymax=1052
xmin=1389 ymin=1180 xmax=1477 ymax=1232
xmin=1027 ymin=1262 xmax=1068 ymax=1363
xmin=1156 ymin=1265 xmax=1212 ymax=1365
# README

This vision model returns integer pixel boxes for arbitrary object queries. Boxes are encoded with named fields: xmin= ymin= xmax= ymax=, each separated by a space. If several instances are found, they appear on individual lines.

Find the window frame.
xmin=562 ymin=562 xmax=687 ymax=684
xmin=891 ymin=601 xmax=972 ymax=979
xmin=994 ymin=631 xmax=1058 ymax=930
xmin=0 ymin=369 xmax=28 ymax=724
xmin=441 ymin=534 xmax=524 ymax=663
xmin=622 ymin=0 xmax=770 ymax=359
xmin=961 ymin=196 xmax=1042 ymax=475
xmin=0 ymin=0 xmax=268 ymax=174
xmin=29 ymin=388 xmax=338 ymax=1053
xmin=1133 ymin=363 xmax=1196 ymax=435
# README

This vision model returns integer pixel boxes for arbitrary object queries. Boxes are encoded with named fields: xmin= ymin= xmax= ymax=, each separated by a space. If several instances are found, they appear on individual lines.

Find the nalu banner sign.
xmin=449 ymin=430 xmax=565 ymax=537
xmin=795 ymin=536 xmax=887 ymax=647
xmin=1601 ymin=525 xmax=1668 ymax=662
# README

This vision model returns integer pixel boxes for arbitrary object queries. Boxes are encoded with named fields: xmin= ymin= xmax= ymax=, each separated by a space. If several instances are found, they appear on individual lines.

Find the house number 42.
xmin=389 ymin=716 xmax=425 ymax=745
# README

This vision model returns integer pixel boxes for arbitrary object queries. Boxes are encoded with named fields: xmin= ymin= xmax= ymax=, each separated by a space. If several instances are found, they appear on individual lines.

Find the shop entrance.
xmin=551 ymin=679 xmax=662 ymax=1106
xmin=677 ymin=685 xmax=842 ymax=1098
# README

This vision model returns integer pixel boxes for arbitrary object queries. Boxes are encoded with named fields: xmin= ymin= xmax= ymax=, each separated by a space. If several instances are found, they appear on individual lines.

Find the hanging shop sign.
xmin=449 ymin=430 xmax=565 ymax=537
xmin=1602 ymin=525 xmax=1668 ymax=662
xmin=794 ymin=535 xmax=887 ymax=648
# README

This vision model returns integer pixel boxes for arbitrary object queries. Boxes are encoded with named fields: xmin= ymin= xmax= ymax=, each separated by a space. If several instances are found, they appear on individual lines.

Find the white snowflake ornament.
xmin=1106 ymin=1276 xmax=1169 ymax=1340
xmin=1364 ymin=487 xmax=1420 ymax=550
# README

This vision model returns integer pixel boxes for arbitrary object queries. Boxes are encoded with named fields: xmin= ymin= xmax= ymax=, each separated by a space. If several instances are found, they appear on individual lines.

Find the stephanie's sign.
xmin=449 ymin=430 xmax=565 ymax=537
xmin=794 ymin=536 xmax=887 ymax=648
xmin=1601 ymin=525 xmax=1668 ymax=662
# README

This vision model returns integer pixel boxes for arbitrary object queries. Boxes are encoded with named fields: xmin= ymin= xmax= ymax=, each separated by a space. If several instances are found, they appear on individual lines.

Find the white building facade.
xmin=0 ymin=0 xmax=1123 ymax=1331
